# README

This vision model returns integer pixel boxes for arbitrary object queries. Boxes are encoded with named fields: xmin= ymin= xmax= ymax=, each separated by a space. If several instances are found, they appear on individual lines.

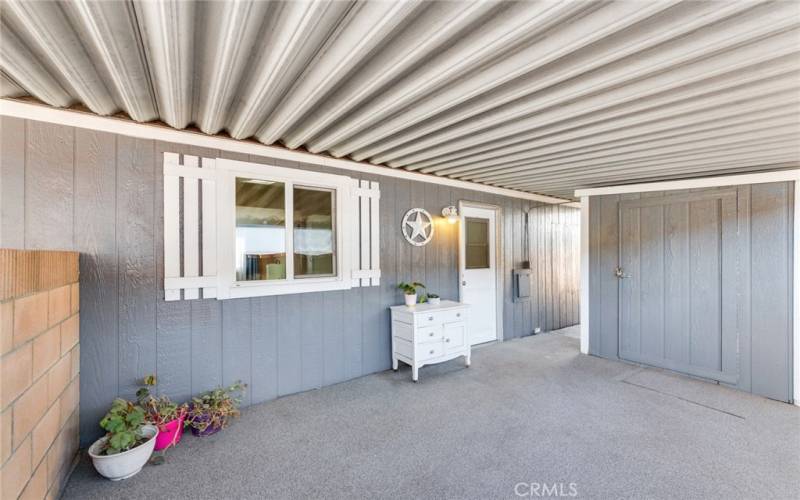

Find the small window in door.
xmin=465 ymin=217 xmax=490 ymax=269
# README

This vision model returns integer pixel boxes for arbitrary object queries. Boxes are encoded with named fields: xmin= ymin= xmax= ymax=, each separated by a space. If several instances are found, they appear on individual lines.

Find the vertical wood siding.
xmin=588 ymin=185 xmax=794 ymax=401
xmin=0 ymin=117 xmax=580 ymax=444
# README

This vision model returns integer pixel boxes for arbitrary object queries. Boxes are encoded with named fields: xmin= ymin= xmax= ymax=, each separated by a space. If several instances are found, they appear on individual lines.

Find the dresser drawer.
xmin=417 ymin=327 xmax=441 ymax=344
xmin=416 ymin=341 xmax=444 ymax=361
xmin=414 ymin=308 xmax=466 ymax=327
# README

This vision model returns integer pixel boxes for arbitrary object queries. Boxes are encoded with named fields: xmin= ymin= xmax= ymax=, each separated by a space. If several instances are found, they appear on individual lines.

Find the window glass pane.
xmin=235 ymin=178 xmax=286 ymax=281
xmin=294 ymin=186 xmax=335 ymax=277
xmin=465 ymin=217 xmax=489 ymax=269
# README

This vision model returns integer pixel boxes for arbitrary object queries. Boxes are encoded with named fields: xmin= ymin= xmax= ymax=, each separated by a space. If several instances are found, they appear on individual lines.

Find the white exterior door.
xmin=460 ymin=206 xmax=497 ymax=345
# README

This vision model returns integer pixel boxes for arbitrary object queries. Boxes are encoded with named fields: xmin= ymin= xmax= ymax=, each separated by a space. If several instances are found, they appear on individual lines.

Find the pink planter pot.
xmin=154 ymin=416 xmax=185 ymax=451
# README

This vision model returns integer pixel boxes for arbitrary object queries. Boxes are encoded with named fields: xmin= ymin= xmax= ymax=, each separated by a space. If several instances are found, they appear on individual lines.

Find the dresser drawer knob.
xmin=446 ymin=338 xmax=450 ymax=343
xmin=429 ymin=349 xmax=434 ymax=355
xmin=456 ymin=313 xmax=461 ymax=317
xmin=428 ymin=332 xmax=434 ymax=337
xmin=428 ymin=316 xmax=434 ymax=321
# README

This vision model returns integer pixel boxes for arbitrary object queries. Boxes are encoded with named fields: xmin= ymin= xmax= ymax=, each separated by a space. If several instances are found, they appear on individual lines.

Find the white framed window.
xmin=215 ymin=159 xmax=354 ymax=299
xmin=162 ymin=153 xmax=379 ymax=301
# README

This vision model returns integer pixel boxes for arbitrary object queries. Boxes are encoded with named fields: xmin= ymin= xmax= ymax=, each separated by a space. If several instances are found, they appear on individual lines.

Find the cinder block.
xmin=0 ymin=407 xmax=11 ymax=464
xmin=47 ymin=354 xmax=71 ymax=405
xmin=58 ymin=378 xmax=79 ymax=429
xmin=12 ymin=375 xmax=49 ymax=446
xmin=33 ymin=325 xmax=61 ymax=381
xmin=13 ymin=291 xmax=48 ymax=347
xmin=19 ymin=459 xmax=48 ymax=500
xmin=32 ymin=401 xmax=60 ymax=468
xmin=1 ymin=343 xmax=33 ymax=410
xmin=47 ymin=286 xmax=71 ymax=328
xmin=1 ymin=301 xmax=12 ymax=356
xmin=1 ymin=435 xmax=31 ymax=500
xmin=69 ymin=345 xmax=79 ymax=380
xmin=59 ymin=314 xmax=79 ymax=355
xmin=70 ymin=283 xmax=79 ymax=315
xmin=46 ymin=426 xmax=73 ymax=491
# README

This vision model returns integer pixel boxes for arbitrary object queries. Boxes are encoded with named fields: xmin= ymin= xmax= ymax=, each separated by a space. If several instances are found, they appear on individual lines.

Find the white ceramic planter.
xmin=404 ymin=293 xmax=417 ymax=307
xmin=89 ymin=425 xmax=158 ymax=481
xmin=427 ymin=297 xmax=441 ymax=306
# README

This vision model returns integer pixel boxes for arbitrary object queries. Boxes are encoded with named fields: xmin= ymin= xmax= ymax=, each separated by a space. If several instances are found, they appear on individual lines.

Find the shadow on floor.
xmin=63 ymin=334 xmax=799 ymax=500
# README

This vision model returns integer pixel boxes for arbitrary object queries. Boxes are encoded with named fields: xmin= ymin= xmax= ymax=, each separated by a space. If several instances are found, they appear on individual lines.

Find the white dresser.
xmin=390 ymin=300 xmax=471 ymax=381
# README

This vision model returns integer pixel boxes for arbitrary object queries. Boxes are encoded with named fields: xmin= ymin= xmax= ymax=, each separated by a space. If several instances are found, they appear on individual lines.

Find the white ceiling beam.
xmin=192 ymin=0 xmax=271 ymax=134
xmin=357 ymin=0 xmax=748 ymax=164
xmin=573 ymin=168 xmax=800 ymax=197
xmin=2 ymin=0 xmax=117 ymax=115
xmin=421 ymin=85 xmax=800 ymax=176
xmin=62 ymin=0 xmax=158 ymax=122
xmin=306 ymin=0 xmax=591 ymax=154
xmin=464 ymin=117 xmax=800 ymax=182
xmin=491 ymin=137 xmax=800 ymax=187
xmin=280 ymin=0 xmax=499 ymax=150
xmin=133 ymin=0 xmax=195 ymax=129
xmin=225 ymin=0 xmax=352 ymax=140
xmin=255 ymin=0 xmax=422 ymax=145
xmin=388 ymin=24 xmax=800 ymax=168
xmin=340 ymin=0 xmax=682 ymax=161
xmin=0 ymin=21 xmax=73 ymax=107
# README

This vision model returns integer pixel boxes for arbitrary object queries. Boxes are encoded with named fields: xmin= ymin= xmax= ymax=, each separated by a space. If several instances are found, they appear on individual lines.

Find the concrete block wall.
xmin=0 ymin=250 xmax=80 ymax=500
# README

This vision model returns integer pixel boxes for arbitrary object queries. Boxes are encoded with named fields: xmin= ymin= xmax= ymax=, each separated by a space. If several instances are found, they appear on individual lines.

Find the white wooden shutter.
xmin=163 ymin=153 xmax=217 ymax=301
xmin=351 ymin=180 xmax=381 ymax=287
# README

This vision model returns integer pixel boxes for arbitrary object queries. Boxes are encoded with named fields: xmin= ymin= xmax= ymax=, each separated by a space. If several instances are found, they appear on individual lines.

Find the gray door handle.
xmin=614 ymin=266 xmax=631 ymax=279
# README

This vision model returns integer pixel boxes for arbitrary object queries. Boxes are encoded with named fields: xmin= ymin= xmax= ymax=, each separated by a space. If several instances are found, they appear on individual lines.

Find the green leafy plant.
xmin=426 ymin=293 xmax=439 ymax=299
xmin=187 ymin=382 xmax=246 ymax=433
xmin=136 ymin=374 xmax=188 ymax=427
xmin=397 ymin=282 xmax=425 ymax=295
xmin=99 ymin=399 xmax=148 ymax=455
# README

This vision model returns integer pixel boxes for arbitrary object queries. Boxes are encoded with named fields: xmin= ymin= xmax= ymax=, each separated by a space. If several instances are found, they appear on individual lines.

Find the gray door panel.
xmin=618 ymin=191 xmax=739 ymax=384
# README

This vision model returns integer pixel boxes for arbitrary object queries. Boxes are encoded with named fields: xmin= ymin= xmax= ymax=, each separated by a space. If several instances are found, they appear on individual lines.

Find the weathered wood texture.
xmin=588 ymin=184 xmax=794 ymax=402
xmin=0 ymin=117 xmax=580 ymax=445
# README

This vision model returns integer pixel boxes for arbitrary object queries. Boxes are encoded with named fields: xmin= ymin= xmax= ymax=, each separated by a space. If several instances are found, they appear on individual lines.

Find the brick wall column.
xmin=0 ymin=250 xmax=80 ymax=500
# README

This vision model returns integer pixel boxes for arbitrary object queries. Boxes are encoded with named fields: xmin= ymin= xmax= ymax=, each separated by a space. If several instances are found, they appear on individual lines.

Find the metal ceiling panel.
xmin=1 ymin=0 xmax=798 ymax=199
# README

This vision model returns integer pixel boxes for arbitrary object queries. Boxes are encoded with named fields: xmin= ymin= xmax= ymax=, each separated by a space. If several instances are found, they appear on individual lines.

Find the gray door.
xmin=618 ymin=190 xmax=739 ymax=384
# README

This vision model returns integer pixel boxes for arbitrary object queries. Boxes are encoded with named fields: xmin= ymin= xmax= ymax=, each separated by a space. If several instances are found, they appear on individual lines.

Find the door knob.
xmin=614 ymin=266 xmax=631 ymax=279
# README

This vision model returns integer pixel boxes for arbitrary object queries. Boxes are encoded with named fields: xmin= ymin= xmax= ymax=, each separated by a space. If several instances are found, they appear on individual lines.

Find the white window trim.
xmin=215 ymin=158 xmax=354 ymax=299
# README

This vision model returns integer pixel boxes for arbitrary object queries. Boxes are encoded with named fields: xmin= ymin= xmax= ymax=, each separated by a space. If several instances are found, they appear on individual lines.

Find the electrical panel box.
xmin=513 ymin=268 xmax=532 ymax=302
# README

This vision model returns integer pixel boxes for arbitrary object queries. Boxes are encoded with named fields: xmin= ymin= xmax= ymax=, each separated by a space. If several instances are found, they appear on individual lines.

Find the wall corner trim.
xmin=574 ymin=169 xmax=800 ymax=197
xmin=0 ymin=98 xmax=574 ymax=206
xmin=579 ymin=196 xmax=590 ymax=355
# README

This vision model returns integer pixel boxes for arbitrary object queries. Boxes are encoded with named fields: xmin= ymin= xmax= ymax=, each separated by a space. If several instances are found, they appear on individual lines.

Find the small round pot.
xmin=404 ymin=293 xmax=417 ymax=307
xmin=190 ymin=413 xmax=224 ymax=437
xmin=427 ymin=297 xmax=441 ymax=306
xmin=89 ymin=425 xmax=158 ymax=481
xmin=154 ymin=415 xmax=185 ymax=451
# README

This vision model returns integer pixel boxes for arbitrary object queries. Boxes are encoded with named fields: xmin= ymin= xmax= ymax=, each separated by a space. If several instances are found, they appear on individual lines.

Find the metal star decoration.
xmin=402 ymin=208 xmax=434 ymax=246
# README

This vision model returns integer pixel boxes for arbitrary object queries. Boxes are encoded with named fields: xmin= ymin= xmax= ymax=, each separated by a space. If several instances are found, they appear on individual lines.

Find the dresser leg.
xmin=412 ymin=365 xmax=419 ymax=382
xmin=392 ymin=357 xmax=398 ymax=371
xmin=465 ymin=355 xmax=471 ymax=367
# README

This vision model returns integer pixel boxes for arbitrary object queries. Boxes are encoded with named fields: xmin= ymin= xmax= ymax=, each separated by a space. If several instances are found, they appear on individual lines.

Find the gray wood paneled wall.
xmin=588 ymin=183 xmax=794 ymax=402
xmin=528 ymin=205 xmax=580 ymax=331
xmin=0 ymin=117 xmax=579 ymax=444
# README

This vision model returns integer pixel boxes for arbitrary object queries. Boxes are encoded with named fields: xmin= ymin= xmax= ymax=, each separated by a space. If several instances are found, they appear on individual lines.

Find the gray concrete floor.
xmin=63 ymin=333 xmax=800 ymax=500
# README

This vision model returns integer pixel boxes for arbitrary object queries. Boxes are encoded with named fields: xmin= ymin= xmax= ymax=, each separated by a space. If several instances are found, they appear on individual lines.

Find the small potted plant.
xmin=397 ymin=282 xmax=425 ymax=307
xmin=187 ymin=382 xmax=246 ymax=437
xmin=426 ymin=293 xmax=441 ymax=306
xmin=88 ymin=399 xmax=158 ymax=481
xmin=137 ymin=374 xmax=188 ymax=452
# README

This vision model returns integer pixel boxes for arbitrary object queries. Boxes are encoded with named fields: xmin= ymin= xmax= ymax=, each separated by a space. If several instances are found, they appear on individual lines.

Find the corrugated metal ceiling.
xmin=1 ymin=0 xmax=799 ymax=199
